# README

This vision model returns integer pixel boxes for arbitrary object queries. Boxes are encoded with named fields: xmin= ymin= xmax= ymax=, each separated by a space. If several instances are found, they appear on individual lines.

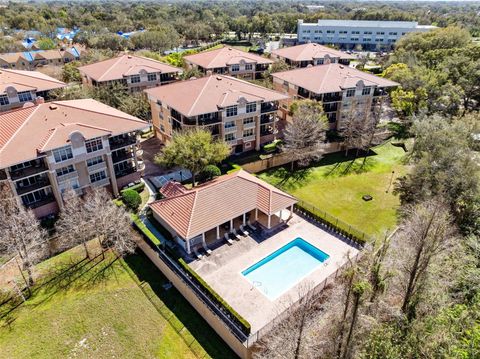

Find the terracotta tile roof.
xmin=272 ymin=63 xmax=399 ymax=94
xmin=272 ymin=43 xmax=355 ymax=62
xmin=150 ymin=169 xmax=297 ymax=240
xmin=78 ymin=54 xmax=181 ymax=82
xmin=0 ymin=99 xmax=148 ymax=168
xmin=160 ymin=181 xmax=188 ymax=198
xmin=0 ymin=69 xmax=65 ymax=94
xmin=34 ymin=50 xmax=63 ymax=60
xmin=144 ymin=75 xmax=289 ymax=117
xmin=0 ymin=53 xmax=28 ymax=63
xmin=184 ymin=46 xmax=273 ymax=69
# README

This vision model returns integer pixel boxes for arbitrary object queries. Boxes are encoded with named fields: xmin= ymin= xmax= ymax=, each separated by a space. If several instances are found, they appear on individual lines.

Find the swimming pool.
xmin=241 ymin=238 xmax=330 ymax=300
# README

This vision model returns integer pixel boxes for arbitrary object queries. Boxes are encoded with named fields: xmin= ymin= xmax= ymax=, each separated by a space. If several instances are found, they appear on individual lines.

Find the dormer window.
xmin=0 ymin=94 xmax=9 ymax=106
xmin=245 ymin=64 xmax=253 ymax=71
xmin=246 ymin=102 xmax=257 ymax=113
xmin=85 ymin=137 xmax=103 ymax=153
xmin=362 ymin=87 xmax=371 ymax=96
xmin=231 ymin=64 xmax=240 ymax=72
xmin=226 ymin=105 xmax=238 ymax=117
xmin=148 ymin=73 xmax=157 ymax=82
xmin=18 ymin=91 xmax=32 ymax=102
xmin=131 ymin=75 xmax=141 ymax=83
xmin=53 ymin=145 xmax=73 ymax=163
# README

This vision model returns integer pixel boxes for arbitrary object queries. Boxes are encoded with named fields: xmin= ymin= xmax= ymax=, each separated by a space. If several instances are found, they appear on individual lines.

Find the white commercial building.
xmin=297 ymin=19 xmax=436 ymax=50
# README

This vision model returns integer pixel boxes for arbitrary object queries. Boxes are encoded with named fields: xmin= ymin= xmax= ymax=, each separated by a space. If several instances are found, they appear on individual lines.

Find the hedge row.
xmin=121 ymin=182 xmax=145 ymax=193
xmin=131 ymin=214 xmax=161 ymax=246
xmin=295 ymin=203 xmax=368 ymax=246
xmin=226 ymin=163 xmax=242 ymax=174
xmin=178 ymin=258 xmax=251 ymax=335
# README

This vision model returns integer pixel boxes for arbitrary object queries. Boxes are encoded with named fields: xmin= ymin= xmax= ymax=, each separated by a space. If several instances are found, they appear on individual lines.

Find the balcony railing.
xmin=91 ymin=178 xmax=110 ymax=187
xmin=10 ymin=160 xmax=48 ymax=180
xmin=16 ymin=178 xmax=51 ymax=195
xmin=24 ymin=194 xmax=56 ymax=209
xmin=260 ymin=102 xmax=278 ymax=113
xmin=224 ymin=126 xmax=237 ymax=134
xmin=112 ymin=150 xmax=135 ymax=163
xmin=115 ymin=167 xmax=136 ymax=178
xmin=260 ymin=113 xmax=276 ymax=124
xmin=225 ymin=139 xmax=238 ymax=146
xmin=243 ymin=135 xmax=256 ymax=142
xmin=87 ymin=162 xmax=107 ymax=173
xmin=109 ymin=136 xmax=137 ymax=150
xmin=243 ymin=121 xmax=256 ymax=130
xmin=56 ymin=171 xmax=79 ymax=183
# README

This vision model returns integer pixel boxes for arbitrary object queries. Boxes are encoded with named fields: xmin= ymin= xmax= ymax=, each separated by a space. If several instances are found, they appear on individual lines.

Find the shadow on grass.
xmin=123 ymin=253 xmax=237 ymax=359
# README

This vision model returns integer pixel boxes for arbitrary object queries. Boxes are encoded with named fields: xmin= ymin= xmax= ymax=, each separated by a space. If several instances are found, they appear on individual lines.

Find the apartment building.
xmin=0 ymin=99 xmax=148 ymax=218
xmin=271 ymin=43 xmax=354 ymax=67
xmin=297 ymin=19 xmax=436 ymax=50
xmin=0 ymin=46 xmax=85 ymax=70
xmin=0 ymin=69 xmax=66 ymax=112
xmin=183 ymin=46 xmax=273 ymax=80
xmin=78 ymin=54 xmax=182 ymax=93
xmin=272 ymin=64 xmax=398 ymax=128
xmin=145 ymin=75 xmax=288 ymax=153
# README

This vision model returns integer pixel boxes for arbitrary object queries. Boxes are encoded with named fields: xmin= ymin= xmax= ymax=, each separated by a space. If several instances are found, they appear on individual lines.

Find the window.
xmin=225 ymin=105 xmax=237 ymax=117
xmin=243 ymin=117 xmax=254 ymax=125
xmin=351 ymin=31 xmax=360 ymax=35
xmin=147 ymin=73 xmax=157 ymax=82
xmin=346 ymin=89 xmax=356 ymax=97
xmin=376 ymin=32 xmax=385 ymax=35
xmin=246 ymin=102 xmax=256 ymax=113
xmin=225 ymin=120 xmax=235 ymax=129
xmin=339 ymin=30 xmax=348 ymax=34
xmin=90 ymin=170 xmax=107 ymax=183
xmin=11 ymin=162 xmax=31 ymax=171
xmin=389 ymin=32 xmax=398 ymax=36
xmin=130 ymin=75 xmax=140 ymax=83
xmin=18 ymin=91 xmax=32 ymax=102
xmin=56 ymin=165 xmax=75 ymax=176
xmin=351 ymin=38 xmax=359 ymax=42
xmin=316 ymin=58 xmax=324 ymax=65
xmin=160 ymin=124 xmax=165 ymax=132
xmin=362 ymin=87 xmax=371 ymax=96
xmin=21 ymin=188 xmax=52 ymax=206
xmin=243 ymin=129 xmax=254 ymax=138
xmin=326 ymin=30 xmax=335 ymax=34
xmin=224 ymin=133 xmax=235 ymax=142
xmin=86 ymin=156 xmax=103 ymax=167
xmin=53 ymin=146 xmax=73 ymax=163
xmin=0 ymin=95 xmax=9 ymax=106
xmin=231 ymin=64 xmax=240 ymax=72
xmin=245 ymin=64 xmax=253 ymax=71
xmin=85 ymin=137 xmax=103 ymax=153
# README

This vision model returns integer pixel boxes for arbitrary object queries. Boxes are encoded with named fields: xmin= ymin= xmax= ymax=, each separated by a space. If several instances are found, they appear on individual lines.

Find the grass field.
xmin=0 ymin=245 xmax=235 ymax=359
xmin=259 ymin=141 xmax=410 ymax=238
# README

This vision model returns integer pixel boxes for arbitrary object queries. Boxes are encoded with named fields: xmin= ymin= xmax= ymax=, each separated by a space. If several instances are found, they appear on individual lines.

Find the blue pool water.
xmin=241 ymin=238 xmax=330 ymax=300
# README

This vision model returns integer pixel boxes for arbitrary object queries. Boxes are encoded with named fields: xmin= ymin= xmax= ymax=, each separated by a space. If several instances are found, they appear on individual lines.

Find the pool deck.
xmin=189 ymin=214 xmax=359 ymax=333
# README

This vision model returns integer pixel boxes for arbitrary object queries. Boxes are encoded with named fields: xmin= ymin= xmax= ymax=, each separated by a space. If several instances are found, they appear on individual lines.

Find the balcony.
xmin=24 ymin=194 xmax=56 ymax=209
xmin=224 ymin=126 xmax=237 ymax=134
xmin=91 ymin=178 xmax=110 ymax=187
xmin=225 ymin=138 xmax=238 ymax=146
xmin=16 ymin=178 xmax=51 ymax=195
xmin=87 ymin=162 xmax=107 ymax=173
xmin=261 ymin=102 xmax=278 ymax=113
xmin=112 ymin=149 xmax=135 ymax=164
xmin=109 ymin=135 xmax=137 ymax=150
xmin=322 ymin=93 xmax=342 ymax=103
xmin=261 ymin=113 xmax=276 ymax=124
xmin=56 ymin=170 xmax=78 ymax=183
xmin=115 ymin=166 xmax=136 ymax=179
xmin=243 ymin=135 xmax=256 ymax=142
xmin=243 ymin=121 xmax=256 ymax=130
xmin=9 ymin=159 xmax=48 ymax=180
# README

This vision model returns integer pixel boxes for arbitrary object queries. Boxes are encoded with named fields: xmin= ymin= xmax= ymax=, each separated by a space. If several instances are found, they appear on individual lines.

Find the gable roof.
xmin=183 ymin=46 xmax=273 ymax=69
xmin=0 ymin=69 xmax=65 ymax=95
xmin=144 ymin=75 xmax=288 ymax=117
xmin=78 ymin=54 xmax=181 ymax=82
xmin=150 ymin=170 xmax=297 ymax=239
xmin=0 ymin=99 xmax=148 ymax=168
xmin=272 ymin=63 xmax=399 ymax=94
xmin=272 ymin=43 xmax=354 ymax=62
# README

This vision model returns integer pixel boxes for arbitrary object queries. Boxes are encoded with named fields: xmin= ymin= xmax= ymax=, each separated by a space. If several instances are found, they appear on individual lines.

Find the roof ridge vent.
xmin=339 ymin=65 xmax=344 ymax=69
xmin=216 ymin=76 xmax=222 ymax=80
xmin=49 ymin=104 xmax=58 ymax=110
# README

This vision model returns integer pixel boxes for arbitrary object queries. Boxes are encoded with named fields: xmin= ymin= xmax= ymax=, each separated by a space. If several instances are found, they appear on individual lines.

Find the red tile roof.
xmin=0 ymin=99 xmax=148 ymax=168
xmin=272 ymin=43 xmax=355 ymax=62
xmin=184 ymin=46 xmax=273 ymax=69
xmin=144 ymin=75 xmax=288 ymax=117
xmin=150 ymin=169 xmax=297 ymax=240
xmin=0 ymin=69 xmax=65 ymax=94
xmin=272 ymin=63 xmax=399 ymax=94
xmin=78 ymin=54 xmax=181 ymax=82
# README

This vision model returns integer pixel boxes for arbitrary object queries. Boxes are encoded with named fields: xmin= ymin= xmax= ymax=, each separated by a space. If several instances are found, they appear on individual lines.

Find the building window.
xmin=225 ymin=105 xmax=237 ymax=117
xmin=339 ymin=30 xmax=348 ymax=34
xmin=316 ymin=58 xmax=324 ymax=65
xmin=376 ymin=32 xmax=385 ymax=35
xmin=53 ymin=146 xmax=73 ymax=163
xmin=21 ymin=188 xmax=52 ymax=206
xmin=225 ymin=120 xmax=235 ymax=128
xmin=18 ymin=91 xmax=33 ymax=102
xmin=0 ymin=95 xmax=9 ymax=106
xmin=351 ymin=31 xmax=360 ymax=35
xmin=231 ymin=64 xmax=240 ymax=72
xmin=90 ymin=170 xmax=107 ymax=183
xmin=56 ymin=165 xmax=75 ymax=176
xmin=243 ymin=117 xmax=254 ymax=125
xmin=364 ymin=31 xmax=372 ymax=35
xmin=86 ymin=156 xmax=103 ymax=167
xmin=245 ymin=64 xmax=253 ymax=71
xmin=346 ymin=89 xmax=356 ymax=97
xmin=160 ymin=124 xmax=165 ymax=132
xmin=243 ymin=129 xmax=254 ymax=138
xmin=362 ymin=87 xmax=371 ymax=96
xmin=225 ymin=133 xmax=235 ymax=141
xmin=147 ymin=73 xmax=157 ymax=82
xmin=85 ymin=137 xmax=103 ymax=153
xmin=351 ymin=38 xmax=359 ymax=42
xmin=389 ymin=32 xmax=398 ymax=36
xmin=246 ymin=102 xmax=257 ymax=113
xmin=130 ymin=75 xmax=140 ymax=83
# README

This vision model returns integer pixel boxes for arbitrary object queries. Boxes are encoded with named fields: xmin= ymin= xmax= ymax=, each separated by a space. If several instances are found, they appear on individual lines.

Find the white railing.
xmin=243 ymin=122 xmax=256 ymax=130
xmin=243 ymin=135 xmax=256 ymax=142
xmin=226 ymin=139 xmax=238 ymax=146
xmin=224 ymin=126 xmax=237 ymax=134
xmin=56 ymin=171 xmax=78 ymax=183
xmin=91 ymin=178 xmax=110 ymax=187
xmin=87 ymin=162 xmax=106 ymax=173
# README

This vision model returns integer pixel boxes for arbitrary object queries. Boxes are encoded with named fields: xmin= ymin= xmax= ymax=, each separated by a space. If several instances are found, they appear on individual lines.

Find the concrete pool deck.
xmin=189 ymin=214 xmax=359 ymax=332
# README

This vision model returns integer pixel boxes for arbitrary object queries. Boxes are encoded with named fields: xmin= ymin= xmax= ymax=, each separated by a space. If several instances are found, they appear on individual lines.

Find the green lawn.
xmin=0 ymin=245 xmax=235 ymax=359
xmin=259 ymin=141 xmax=410 ymax=238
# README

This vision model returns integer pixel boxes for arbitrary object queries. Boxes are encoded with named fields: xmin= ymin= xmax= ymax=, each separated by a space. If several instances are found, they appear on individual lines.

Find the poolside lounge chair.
xmin=239 ymin=225 xmax=249 ymax=236
xmin=231 ymin=229 xmax=242 ymax=241
xmin=247 ymin=221 xmax=257 ymax=231
xmin=193 ymin=246 xmax=203 ymax=260
xmin=202 ymin=242 xmax=213 ymax=255
xmin=224 ymin=233 xmax=234 ymax=245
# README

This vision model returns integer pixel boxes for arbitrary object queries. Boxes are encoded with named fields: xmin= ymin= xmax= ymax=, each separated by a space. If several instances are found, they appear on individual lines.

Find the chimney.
xmin=35 ymin=96 xmax=45 ymax=105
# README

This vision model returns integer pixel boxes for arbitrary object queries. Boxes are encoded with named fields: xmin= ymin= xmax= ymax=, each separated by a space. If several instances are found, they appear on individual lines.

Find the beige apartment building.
xmin=0 ymin=69 xmax=66 ymax=112
xmin=183 ymin=46 xmax=273 ymax=80
xmin=78 ymin=54 xmax=182 ymax=93
xmin=0 ymin=99 xmax=148 ymax=218
xmin=145 ymin=75 xmax=288 ymax=154
xmin=0 ymin=46 xmax=85 ymax=70
xmin=271 ymin=43 xmax=355 ymax=67
xmin=271 ymin=63 xmax=398 ymax=128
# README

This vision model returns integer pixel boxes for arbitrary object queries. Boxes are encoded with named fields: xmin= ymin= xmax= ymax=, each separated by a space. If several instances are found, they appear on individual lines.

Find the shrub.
xmin=200 ymin=165 xmax=221 ymax=182
xmin=227 ymin=163 xmax=242 ymax=174
xmin=121 ymin=189 xmax=141 ymax=211
xmin=122 ymin=182 xmax=145 ymax=193
xmin=131 ymin=213 xmax=161 ymax=246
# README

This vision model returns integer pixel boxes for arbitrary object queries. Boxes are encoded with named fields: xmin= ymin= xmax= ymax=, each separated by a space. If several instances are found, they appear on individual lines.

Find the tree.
xmin=0 ymin=184 xmax=46 ymax=286
xmin=130 ymin=27 xmax=182 ymax=52
xmin=92 ymin=82 xmax=129 ymax=108
xmin=155 ymin=128 xmax=230 ymax=187
xmin=121 ymin=189 xmax=141 ymax=212
xmin=61 ymin=61 xmax=81 ymax=83
xmin=36 ymin=37 xmax=56 ymax=50
xmin=283 ymin=100 xmax=328 ymax=171
xmin=199 ymin=164 xmax=221 ymax=182
xmin=118 ymin=93 xmax=151 ymax=122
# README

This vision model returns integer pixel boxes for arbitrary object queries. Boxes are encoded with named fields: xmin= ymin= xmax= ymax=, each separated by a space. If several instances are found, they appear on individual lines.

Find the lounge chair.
xmin=231 ymin=229 xmax=242 ymax=241
xmin=247 ymin=221 xmax=257 ymax=231
xmin=239 ymin=225 xmax=249 ymax=236
xmin=202 ymin=242 xmax=213 ymax=255
xmin=224 ymin=233 xmax=234 ymax=245
xmin=193 ymin=246 xmax=203 ymax=260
